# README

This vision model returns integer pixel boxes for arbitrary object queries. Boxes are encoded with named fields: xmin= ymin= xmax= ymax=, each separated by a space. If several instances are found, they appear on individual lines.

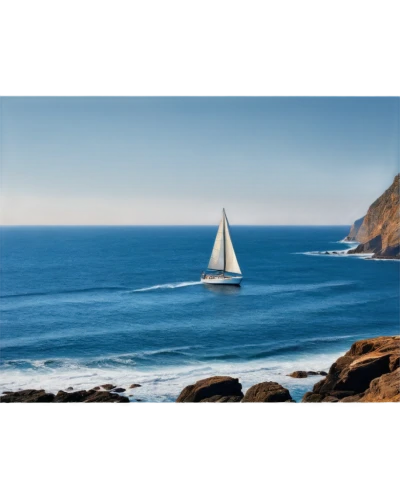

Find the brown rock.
xmin=302 ymin=392 xmax=324 ymax=403
xmin=359 ymin=368 xmax=400 ymax=402
xmin=302 ymin=336 xmax=400 ymax=402
xmin=288 ymin=371 xmax=308 ymax=378
xmin=54 ymin=390 xmax=96 ymax=402
xmin=340 ymin=394 xmax=363 ymax=402
xmin=345 ymin=174 xmax=400 ymax=259
xmin=176 ymin=376 xmax=243 ymax=402
xmin=322 ymin=396 xmax=339 ymax=402
xmin=201 ymin=395 xmax=242 ymax=403
xmin=0 ymin=389 xmax=55 ymax=403
xmin=242 ymin=382 xmax=294 ymax=402
xmin=347 ymin=235 xmax=382 ymax=255
xmin=84 ymin=391 xmax=129 ymax=403
xmin=54 ymin=389 xmax=129 ymax=403
xmin=129 ymin=384 xmax=142 ymax=389
xmin=100 ymin=384 xmax=116 ymax=391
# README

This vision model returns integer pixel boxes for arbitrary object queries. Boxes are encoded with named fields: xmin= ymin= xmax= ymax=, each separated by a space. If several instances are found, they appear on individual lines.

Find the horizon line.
xmin=0 ymin=223 xmax=352 ymax=228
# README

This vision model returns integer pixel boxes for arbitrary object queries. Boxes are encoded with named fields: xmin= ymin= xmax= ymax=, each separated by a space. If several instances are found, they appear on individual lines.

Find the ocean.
xmin=0 ymin=226 xmax=398 ymax=402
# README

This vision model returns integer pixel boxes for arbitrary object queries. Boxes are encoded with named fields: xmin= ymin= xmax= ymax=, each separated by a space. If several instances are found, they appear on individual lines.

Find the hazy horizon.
xmin=1 ymin=97 xmax=398 ymax=225
xmin=0 ymin=223 xmax=353 ymax=227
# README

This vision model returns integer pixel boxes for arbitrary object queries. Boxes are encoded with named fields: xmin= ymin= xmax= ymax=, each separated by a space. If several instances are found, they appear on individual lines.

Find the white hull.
xmin=201 ymin=275 xmax=242 ymax=286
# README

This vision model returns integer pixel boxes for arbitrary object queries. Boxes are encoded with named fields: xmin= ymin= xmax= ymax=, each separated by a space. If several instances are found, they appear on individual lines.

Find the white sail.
xmin=207 ymin=210 xmax=242 ymax=275
xmin=224 ymin=213 xmax=242 ymax=275
xmin=207 ymin=217 xmax=225 ymax=270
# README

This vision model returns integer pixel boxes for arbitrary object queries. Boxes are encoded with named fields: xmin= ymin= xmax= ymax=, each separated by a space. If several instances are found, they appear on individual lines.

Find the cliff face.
xmin=346 ymin=216 xmax=365 ymax=240
xmin=345 ymin=174 xmax=400 ymax=258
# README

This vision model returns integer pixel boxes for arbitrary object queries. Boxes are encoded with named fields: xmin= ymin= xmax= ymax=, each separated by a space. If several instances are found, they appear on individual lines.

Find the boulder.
xmin=112 ymin=387 xmax=126 ymax=393
xmin=201 ymin=395 xmax=242 ymax=403
xmin=242 ymin=382 xmax=294 ymax=402
xmin=54 ymin=389 xmax=128 ymax=403
xmin=302 ymin=336 xmax=400 ymax=402
xmin=100 ymin=384 xmax=116 ymax=391
xmin=340 ymin=394 xmax=363 ymax=402
xmin=1 ymin=387 xmax=129 ymax=403
xmin=84 ymin=391 xmax=129 ymax=403
xmin=54 ymin=390 xmax=96 ymax=402
xmin=358 ymin=368 xmax=400 ymax=402
xmin=129 ymin=384 xmax=142 ymax=389
xmin=0 ymin=389 xmax=55 ymax=403
xmin=176 ymin=376 xmax=243 ymax=402
xmin=288 ymin=371 xmax=308 ymax=378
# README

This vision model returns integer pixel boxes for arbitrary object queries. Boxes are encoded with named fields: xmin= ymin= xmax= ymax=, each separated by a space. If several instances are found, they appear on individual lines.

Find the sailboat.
xmin=201 ymin=209 xmax=243 ymax=286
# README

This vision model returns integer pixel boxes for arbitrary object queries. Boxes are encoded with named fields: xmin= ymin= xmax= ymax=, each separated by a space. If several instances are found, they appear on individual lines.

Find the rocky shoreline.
xmin=301 ymin=336 xmax=399 ymax=402
xmin=1 ymin=336 xmax=398 ymax=403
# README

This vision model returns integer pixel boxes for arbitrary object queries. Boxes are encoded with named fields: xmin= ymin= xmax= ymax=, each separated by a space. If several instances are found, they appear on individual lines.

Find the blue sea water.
xmin=0 ymin=226 xmax=399 ymax=402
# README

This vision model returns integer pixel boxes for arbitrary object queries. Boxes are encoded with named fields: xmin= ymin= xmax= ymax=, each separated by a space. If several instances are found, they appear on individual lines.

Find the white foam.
xmin=369 ymin=257 xmax=400 ymax=262
xmin=0 ymin=351 xmax=341 ymax=402
xmin=336 ymin=238 xmax=359 ymax=245
xmin=132 ymin=281 xmax=202 ymax=292
xmin=299 ymin=249 xmax=374 ymax=259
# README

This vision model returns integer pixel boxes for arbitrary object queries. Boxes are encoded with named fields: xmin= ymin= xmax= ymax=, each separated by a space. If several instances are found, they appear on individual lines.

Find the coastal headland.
xmin=345 ymin=174 xmax=400 ymax=259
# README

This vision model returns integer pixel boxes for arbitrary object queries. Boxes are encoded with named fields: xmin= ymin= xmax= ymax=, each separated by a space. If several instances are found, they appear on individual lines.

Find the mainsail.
xmin=207 ymin=209 xmax=242 ymax=275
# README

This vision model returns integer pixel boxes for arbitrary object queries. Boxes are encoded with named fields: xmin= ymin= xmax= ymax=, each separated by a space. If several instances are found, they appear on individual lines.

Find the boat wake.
xmin=131 ymin=281 xmax=202 ymax=293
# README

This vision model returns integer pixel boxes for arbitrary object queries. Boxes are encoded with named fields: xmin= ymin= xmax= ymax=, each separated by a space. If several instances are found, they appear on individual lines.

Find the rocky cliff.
xmin=345 ymin=174 xmax=400 ymax=258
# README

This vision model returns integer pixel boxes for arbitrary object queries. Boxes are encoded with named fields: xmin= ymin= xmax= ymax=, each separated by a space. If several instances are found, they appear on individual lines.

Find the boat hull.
xmin=201 ymin=276 xmax=242 ymax=286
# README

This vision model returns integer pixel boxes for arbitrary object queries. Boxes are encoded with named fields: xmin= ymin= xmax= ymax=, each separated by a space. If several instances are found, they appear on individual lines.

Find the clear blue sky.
xmin=1 ymin=97 xmax=398 ymax=225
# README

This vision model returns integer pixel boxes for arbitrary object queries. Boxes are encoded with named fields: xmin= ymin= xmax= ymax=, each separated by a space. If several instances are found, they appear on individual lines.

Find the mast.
xmin=223 ymin=208 xmax=226 ymax=275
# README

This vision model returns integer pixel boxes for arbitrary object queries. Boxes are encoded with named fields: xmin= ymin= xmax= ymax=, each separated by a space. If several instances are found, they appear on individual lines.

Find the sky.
xmin=0 ymin=97 xmax=398 ymax=225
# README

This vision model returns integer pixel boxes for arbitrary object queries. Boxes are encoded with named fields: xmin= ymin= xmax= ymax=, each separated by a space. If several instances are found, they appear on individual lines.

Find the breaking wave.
xmin=0 ymin=350 xmax=341 ymax=402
